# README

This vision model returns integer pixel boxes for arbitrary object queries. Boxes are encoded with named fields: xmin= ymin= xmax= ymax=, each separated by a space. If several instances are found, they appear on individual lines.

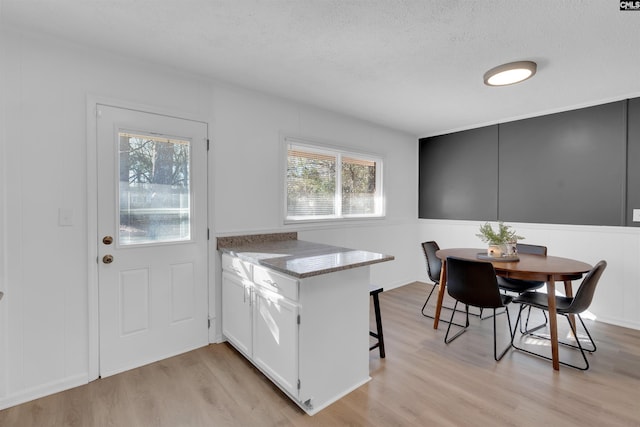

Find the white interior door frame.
xmin=86 ymin=95 xmax=211 ymax=381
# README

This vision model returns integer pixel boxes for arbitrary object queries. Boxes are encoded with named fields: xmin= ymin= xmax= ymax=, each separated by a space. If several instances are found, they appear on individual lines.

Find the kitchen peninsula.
xmin=217 ymin=232 xmax=394 ymax=415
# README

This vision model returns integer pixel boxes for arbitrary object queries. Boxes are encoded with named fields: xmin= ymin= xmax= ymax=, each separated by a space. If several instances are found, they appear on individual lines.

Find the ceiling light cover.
xmin=484 ymin=61 xmax=537 ymax=86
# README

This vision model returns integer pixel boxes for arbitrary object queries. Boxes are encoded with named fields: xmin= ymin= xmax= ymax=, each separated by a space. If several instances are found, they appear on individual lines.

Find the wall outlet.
xmin=633 ymin=209 xmax=640 ymax=222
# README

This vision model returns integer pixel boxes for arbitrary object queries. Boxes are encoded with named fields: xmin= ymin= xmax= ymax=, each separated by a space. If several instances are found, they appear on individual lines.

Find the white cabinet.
xmin=221 ymin=272 xmax=253 ymax=357
xmin=253 ymin=264 xmax=298 ymax=300
xmin=253 ymin=287 xmax=298 ymax=396
xmin=221 ymin=252 xmax=370 ymax=415
xmin=221 ymin=254 xmax=300 ymax=399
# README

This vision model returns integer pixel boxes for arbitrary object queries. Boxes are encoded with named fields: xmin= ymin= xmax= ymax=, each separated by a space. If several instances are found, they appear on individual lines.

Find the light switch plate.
xmin=58 ymin=208 xmax=74 ymax=226
xmin=633 ymin=209 xmax=640 ymax=222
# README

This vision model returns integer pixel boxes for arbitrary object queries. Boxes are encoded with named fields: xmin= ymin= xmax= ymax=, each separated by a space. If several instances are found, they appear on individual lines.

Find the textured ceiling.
xmin=2 ymin=1 xmax=640 ymax=137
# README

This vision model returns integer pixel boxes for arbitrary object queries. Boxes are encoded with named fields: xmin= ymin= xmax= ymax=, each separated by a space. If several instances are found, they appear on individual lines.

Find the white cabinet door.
xmin=222 ymin=272 xmax=253 ymax=357
xmin=253 ymin=288 xmax=299 ymax=397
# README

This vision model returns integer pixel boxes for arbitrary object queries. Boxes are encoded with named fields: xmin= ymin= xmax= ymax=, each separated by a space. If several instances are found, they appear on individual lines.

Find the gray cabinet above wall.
xmin=419 ymin=99 xmax=631 ymax=227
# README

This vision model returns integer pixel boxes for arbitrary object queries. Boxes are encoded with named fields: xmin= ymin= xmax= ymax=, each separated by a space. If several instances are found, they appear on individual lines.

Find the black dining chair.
xmin=420 ymin=241 xmax=444 ymax=318
xmin=444 ymin=257 xmax=513 ymax=361
xmin=496 ymin=243 xmax=548 ymax=333
xmin=511 ymin=260 xmax=607 ymax=370
xmin=421 ymin=241 xmax=467 ymax=326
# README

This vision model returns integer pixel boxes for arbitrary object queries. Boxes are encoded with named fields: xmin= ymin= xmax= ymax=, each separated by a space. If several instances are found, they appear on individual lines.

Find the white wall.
xmin=0 ymin=28 xmax=418 ymax=409
xmin=209 ymin=83 xmax=420 ymax=331
xmin=419 ymin=219 xmax=640 ymax=330
xmin=0 ymin=28 xmax=215 ymax=409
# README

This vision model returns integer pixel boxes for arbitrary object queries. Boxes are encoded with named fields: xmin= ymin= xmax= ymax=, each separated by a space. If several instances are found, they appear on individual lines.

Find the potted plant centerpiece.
xmin=476 ymin=222 xmax=524 ymax=258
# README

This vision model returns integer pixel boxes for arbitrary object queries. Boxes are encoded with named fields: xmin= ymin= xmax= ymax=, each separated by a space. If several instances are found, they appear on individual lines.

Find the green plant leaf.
xmin=476 ymin=222 xmax=524 ymax=245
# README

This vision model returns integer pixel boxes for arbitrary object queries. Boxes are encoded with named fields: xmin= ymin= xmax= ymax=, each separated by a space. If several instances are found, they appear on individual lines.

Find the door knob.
xmin=103 ymin=236 xmax=114 ymax=245
xmin=103 ymin=254 xmax=114 ymax=264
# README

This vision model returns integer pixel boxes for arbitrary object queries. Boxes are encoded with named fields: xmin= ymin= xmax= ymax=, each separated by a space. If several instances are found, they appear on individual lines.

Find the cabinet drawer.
xmin=253 ymin=265 xmax=298 ymax=301
xmin=222 ymin=253 xmax=252 ymax=280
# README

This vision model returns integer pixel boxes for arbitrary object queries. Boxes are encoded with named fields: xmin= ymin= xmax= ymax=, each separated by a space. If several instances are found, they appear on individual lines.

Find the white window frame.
xmin=282 ymin=135 xmax=385 ymax=224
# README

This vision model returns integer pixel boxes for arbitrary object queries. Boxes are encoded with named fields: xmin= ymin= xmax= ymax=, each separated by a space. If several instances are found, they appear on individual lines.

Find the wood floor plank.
xmin=1 ymin=281 xmax=639 ymax=426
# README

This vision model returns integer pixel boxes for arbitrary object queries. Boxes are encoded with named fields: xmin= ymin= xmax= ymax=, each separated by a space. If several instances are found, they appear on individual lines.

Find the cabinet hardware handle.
xmin=264 ymin=279 xmax=279 ymax=288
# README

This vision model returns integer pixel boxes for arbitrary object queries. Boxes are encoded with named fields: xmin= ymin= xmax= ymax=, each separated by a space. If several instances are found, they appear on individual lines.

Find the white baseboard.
xmin=0 ymin=373 xmax=88 ymax=411
xmin=304 ymin=376 xmax=371 ymax=416
xmin=596 ymin=315 xmax=640 ymax=331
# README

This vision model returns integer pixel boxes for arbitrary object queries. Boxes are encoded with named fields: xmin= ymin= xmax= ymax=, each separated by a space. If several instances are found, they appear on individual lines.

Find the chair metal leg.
xmin=522 ymin=316 xmax=596 ymax=354
xmin=493 ymin=307 xmax=513 ymax=361
xmin=444 ymin=301 xmax=470 ymax=344
xmin=512 ymin=305 xmax=594 ymax=370
xmin=563 ymin=314 xmax=591 ymax=370
xmin=521 ymin=305 xmax=548 ymax=334
xmin=420 ymin=283 xmax=438 ymax=317
xmin=422 ymin=283 xmax=468 ymax=327
xmin=446 ymin=303 xmax=512 ymax=361
xmin=574 ymin=314 xmax=597 ymax=353
xmin=500 ymin=289 xmax=547 ymax=333
xmin=511 ymin=304 xmax=526 ymax=343
xmin=479 ymin=306 xmax=508 ymax=320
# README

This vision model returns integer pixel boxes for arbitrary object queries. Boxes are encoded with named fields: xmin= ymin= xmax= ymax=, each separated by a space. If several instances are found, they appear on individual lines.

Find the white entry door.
xmin=97 ymin=104 xmax=208 ymax=377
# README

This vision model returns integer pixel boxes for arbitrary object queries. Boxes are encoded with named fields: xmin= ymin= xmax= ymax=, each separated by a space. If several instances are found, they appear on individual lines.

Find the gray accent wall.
xmin=419 ymin=125 xmax=498 ymax=221
xmin=628 ymin=98 xmax=640 ymax=227
xmin=419 ymin=99 xmax=634 ymax=227
xmin=498 ymin=101 xmax=626 ymax=226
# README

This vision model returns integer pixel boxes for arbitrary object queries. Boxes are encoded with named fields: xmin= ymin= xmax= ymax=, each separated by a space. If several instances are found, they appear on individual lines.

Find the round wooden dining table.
xmin=433 ymin=248 xmax=592 ymax=370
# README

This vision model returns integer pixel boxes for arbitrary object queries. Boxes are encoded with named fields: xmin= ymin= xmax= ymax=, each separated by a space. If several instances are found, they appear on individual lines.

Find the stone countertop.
xmin=219 ymin=238 xmax=394 ymax=279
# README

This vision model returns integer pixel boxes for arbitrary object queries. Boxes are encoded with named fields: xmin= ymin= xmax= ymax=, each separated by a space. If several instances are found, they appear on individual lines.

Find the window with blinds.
xmin=285 ymin=139 xmax=384 ymax=222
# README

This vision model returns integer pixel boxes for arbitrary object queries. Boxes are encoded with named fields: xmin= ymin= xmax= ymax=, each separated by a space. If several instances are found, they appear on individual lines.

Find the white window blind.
xmin=285 ymin=139 xmax=383 ymax=222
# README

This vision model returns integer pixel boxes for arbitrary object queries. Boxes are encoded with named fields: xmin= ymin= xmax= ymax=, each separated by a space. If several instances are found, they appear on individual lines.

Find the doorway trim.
xmin=86 ymin=95 xmax=211 ymax=381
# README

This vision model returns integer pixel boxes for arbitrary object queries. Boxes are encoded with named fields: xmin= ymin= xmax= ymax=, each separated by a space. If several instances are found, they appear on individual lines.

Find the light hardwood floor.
xmin=2 ymin=281 xmax=640 ymax=426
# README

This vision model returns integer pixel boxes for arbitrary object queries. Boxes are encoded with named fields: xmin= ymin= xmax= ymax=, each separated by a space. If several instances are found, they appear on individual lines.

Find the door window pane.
xmin=119 ymin=132 xmax=191 ymax=245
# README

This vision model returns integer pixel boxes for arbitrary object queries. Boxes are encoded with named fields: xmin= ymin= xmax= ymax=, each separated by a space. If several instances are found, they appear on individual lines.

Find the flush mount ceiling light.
xmin=483 ymin=61 xmax=537 ymax=86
